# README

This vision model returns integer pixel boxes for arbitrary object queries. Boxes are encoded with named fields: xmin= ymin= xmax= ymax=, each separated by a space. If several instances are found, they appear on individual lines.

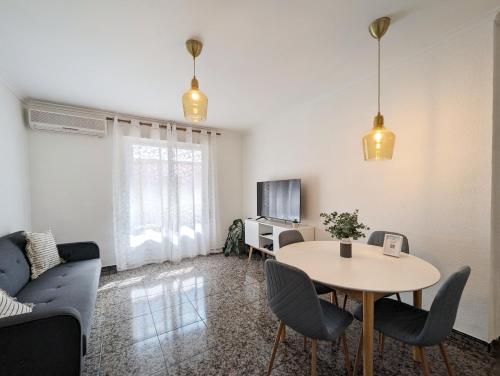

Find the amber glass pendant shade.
xmin=183 ymin=77 xmax=208 ymax=122
xmin=183 ymin=39 xmax=207 ymax=122
xmin=364 ymin=17 xmax=395 ymax=161
xmin=363 ymin=114 xmax=395 ymax=161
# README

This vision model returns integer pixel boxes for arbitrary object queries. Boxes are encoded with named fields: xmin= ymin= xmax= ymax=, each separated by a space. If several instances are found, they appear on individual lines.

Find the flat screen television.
xmin=257 ymin=179 xmax=301 ymax=222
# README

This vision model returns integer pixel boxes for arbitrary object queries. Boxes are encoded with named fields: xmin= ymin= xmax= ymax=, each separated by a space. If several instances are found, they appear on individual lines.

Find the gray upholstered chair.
xmin=278 ymin=229 xmax=305 ymax=248
xmin=352 ymin=266 xmax=471 ymax=376
xmin=278 ymin=230 xmax=337 ymax=302
xmin=366 ymin=230 xmax=410 ymax=304
xmin=337 ymin=230 xmax=411 ymax=311
xmin=368 ymin=230 xmax=410 ymax=253
xmin=265 ymin=259 xmax=353 ymax=376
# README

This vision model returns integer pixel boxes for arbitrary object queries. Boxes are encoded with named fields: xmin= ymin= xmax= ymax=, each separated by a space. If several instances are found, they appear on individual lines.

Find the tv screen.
xmin=257 ymin=179 xmax=301 ymax=222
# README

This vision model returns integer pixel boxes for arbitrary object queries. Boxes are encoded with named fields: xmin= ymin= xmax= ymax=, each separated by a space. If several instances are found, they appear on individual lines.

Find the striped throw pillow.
xmin=0 ymin=289 xmax=33 ymax=318
xmin=25 ymin=230 xmax=64 ymax=279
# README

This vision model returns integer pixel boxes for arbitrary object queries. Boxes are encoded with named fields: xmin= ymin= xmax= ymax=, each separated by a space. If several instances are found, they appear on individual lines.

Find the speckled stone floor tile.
xmin=167 ymin=333 xmax=270 ymax=376
xmin=82 ymin=355 xmax=100 ymax=376
xmin=157 ymin=320 xmax=214 ymax=366
xmin=144 ymin=279 xmax=185 ymax=296
xmin=181 ymin=278 xmax=234 ymax=301
xmin=101 ymin=296 xmax=151 ymax=323
xmin=99 ymin=336 xmax=166 ymax=376
xmin=98 ymin=283 xmax=147 ymax=306
xmin=203 ymin=305 xmax=261 ymax=347
xmin=102 ymin=312 xmax=158 ymax=353
xmin=152 ymin=301 xmax=203 ymax=335
xmin=189 ymin=290 xmax=241 ymax=319
xmin=147 ymin=290 xmax=191 ymax=312
xmin=91 ymin=305 xmax=105 ymax=330
xmin=85 ymin=253 xmax=495 ymax=376
xmin=87 ymin=326 xmax=103 ymax=358
xmin=230 ymin=281 xmax=267 ymax=306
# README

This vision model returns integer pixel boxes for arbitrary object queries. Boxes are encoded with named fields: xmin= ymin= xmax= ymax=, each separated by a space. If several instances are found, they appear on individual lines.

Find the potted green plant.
xmin=320 ymin=209 xmax=370 ymax=258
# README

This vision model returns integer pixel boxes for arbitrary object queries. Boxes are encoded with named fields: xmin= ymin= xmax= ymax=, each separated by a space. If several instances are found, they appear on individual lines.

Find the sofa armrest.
xmin=0 ymin=308 xmax=83 ymax=376
xmin=57 ymin=241 xmax=100 ymax=262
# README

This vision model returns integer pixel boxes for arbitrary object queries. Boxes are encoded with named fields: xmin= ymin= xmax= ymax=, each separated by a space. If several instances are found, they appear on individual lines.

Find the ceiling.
xmin=0 ymin=1 xmax=498 ymax=130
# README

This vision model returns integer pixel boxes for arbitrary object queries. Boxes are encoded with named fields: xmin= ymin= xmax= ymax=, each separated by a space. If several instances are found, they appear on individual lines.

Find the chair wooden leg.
xmin=418 ymin=347 xmax=430 ymax=376
xmin=281 ymin=325 xmax=286 ymax=342
xmin=248 ymin=246 xmax=253 ymax=260
xmin=311 ymin=339 xmax=318 ymax=376
xmin=353 ymin=330 xmax=363 ymax=376
xmin=267 ymin=321 xmax=285 ymax=376
xmin=341 ymin=335 xmax=352 ymax=376
xmin=331 ymin=291 xmax=339 ymax=305
xmin=412 ymin=290 xmax=423 ymax=362
xmin=342 ymin=294 xmax=348 ymax=310
xmin=439 ymin=343 xmax=455 ymax=376
xmin=304 ymin=336 xmax=308 ymax=351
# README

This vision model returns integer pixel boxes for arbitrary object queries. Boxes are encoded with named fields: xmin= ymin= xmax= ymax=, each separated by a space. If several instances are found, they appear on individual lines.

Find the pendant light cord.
xmin=193 ymin=56 xmax=196 ymax=78
xmin=378 ymin=38 xmax=381 ymax=114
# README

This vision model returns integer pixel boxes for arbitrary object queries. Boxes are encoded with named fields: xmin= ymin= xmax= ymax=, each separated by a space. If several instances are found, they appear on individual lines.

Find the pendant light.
xmin=182 ymin=39 xmax=208 ymax=122
xmin=363 ymin=17 xmax=395 ymax=161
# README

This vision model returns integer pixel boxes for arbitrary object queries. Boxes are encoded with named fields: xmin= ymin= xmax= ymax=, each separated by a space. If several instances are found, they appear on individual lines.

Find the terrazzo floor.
xmin=84 ymin=253 xmax=495 ymax=376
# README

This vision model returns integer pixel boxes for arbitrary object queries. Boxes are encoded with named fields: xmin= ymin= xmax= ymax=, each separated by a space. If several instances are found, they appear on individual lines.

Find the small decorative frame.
xmin=383 ymin=234 xmax=403 ymax=258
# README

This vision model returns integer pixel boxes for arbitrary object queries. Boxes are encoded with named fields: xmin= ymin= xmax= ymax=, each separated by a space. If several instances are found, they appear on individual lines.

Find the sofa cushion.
xmin=25 ymin=230 xmax=64 ymax=279
xmin=0 ymin=289 xmax=33 ymax=318
xmin=16 ymin=258 xmax=101 ymax=337
xmin=0 ymin=232 xmax=30 ymax=296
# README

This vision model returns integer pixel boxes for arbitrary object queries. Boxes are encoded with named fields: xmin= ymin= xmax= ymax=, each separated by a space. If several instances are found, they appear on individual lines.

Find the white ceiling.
xmin=0 ymin=0 xmax=498 ymax=130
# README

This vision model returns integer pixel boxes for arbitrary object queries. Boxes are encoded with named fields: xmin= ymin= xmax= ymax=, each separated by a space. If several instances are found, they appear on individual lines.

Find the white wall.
xmin=243 ymin=19 xmax=494 ymax=341
xmin=0 ymin=80 xmax=31 ymax=235
xmin=29 ymin=123 xmax=243 ymax=267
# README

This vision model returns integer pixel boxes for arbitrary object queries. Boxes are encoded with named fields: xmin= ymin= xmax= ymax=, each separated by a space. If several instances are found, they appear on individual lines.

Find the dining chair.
xmin=367 ymin=230 xmax=410 ymax=254
xmin=264 ymin=259 xmax=353 ymax=376
xmin=340 ymin=230 xmax=410 ymax=311
xmin=352 ymin=266 xmax=471 ymax=376
xmin=365 ymin=230 xmax=410 ymax=304
xmin=279 ymin=230 xmax=338 ymax=303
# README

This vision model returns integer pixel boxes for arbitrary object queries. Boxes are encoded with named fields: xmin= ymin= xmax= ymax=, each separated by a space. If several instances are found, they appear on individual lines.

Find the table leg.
xmin=362 ymin=291 xmax=374 ymax=376
xmin=412 ymin=290 xmax=422 ymax=362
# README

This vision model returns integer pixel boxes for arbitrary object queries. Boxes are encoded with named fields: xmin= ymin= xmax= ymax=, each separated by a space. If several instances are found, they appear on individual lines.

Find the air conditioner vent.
xmin=28 ymin=108 xmax=107 ymax=137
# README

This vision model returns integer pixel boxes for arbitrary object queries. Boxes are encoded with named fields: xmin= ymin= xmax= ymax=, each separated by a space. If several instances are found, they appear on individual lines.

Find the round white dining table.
xmin=276 ymin=240 xmax=441 ymax=376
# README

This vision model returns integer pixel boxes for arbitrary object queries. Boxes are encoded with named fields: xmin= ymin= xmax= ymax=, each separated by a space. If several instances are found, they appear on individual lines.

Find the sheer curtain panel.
xmin=112 ymin=118 xmax=221 ymax=270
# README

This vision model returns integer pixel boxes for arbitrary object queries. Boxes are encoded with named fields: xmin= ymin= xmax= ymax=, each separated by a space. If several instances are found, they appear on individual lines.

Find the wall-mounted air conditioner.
xmin=26 ymin=101 xmax=107 ymax=137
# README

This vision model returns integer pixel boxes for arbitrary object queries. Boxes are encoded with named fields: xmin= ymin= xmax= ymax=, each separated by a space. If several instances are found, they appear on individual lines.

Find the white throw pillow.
xmin=0 ymin=289 xmax=33 ymax=318
xmin=25 ymin=230 xmax=64 ymax=279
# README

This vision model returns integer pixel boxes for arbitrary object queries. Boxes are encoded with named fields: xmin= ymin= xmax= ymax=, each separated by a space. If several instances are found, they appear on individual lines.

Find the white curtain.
xmin=112 ymin=117 xmax=222 ymax=271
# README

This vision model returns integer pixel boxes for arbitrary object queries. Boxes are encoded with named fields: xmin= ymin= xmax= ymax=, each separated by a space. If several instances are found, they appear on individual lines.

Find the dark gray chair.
xmin=367 ymin=230 xmax=410 ymax=304
xmin=265 ymin=259 xmax=353 ymax=376
xmin=368 ymin=230 xmax=410 ymax=253
xmin=278 ymin=230 xmax=337 ymax=301
xmin=352 ymin=266 xmax=471 ymax=376
xmin=338 ymin=231 xmax=411 ymax=311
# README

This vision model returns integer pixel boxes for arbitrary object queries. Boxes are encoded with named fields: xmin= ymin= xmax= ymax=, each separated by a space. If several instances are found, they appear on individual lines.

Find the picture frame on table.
xmin=383 ymin=233 xmax=403 ymax=258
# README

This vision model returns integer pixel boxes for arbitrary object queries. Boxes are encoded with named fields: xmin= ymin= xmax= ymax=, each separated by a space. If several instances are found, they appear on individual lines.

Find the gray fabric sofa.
xmin=0 ymin=231 xmax=101 ymax=376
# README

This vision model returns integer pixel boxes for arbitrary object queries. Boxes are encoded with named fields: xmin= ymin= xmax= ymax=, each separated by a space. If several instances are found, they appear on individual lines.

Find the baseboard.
xmin=100 ymin=265 xmax=117 ymax=275
xmin=99 ymin=251 xmax=226 ymax=276
xmin=449 ymin=329 xmax=492 ymax=353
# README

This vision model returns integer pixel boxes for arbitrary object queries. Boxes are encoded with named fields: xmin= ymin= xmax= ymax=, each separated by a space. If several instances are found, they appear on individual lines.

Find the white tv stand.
xmin=244 ymin=218 xmax=315 ymax=259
